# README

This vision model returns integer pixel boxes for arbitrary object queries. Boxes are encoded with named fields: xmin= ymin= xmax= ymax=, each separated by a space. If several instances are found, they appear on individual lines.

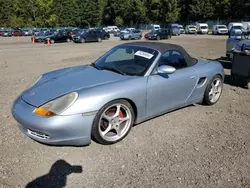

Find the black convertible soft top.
xmin=121 ymin=41 xmax=197 ymax=66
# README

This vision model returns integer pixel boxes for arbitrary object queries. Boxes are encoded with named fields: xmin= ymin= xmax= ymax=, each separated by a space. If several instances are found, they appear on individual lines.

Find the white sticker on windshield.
xmin=135 ymin=50 xmax=154 ymax=59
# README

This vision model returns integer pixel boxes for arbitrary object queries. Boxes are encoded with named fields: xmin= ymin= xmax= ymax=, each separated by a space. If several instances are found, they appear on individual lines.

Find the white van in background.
xmin=106 ymin=26 xmax=120 ymax=33
xmin=151 ymin=24 xmax=160 ymax=31
xmin=228 ymin=22 xmax=243 ymax=32
xmin=212 ymin=25 xmax=228 ymax=35
xmin=185 ymin=25 xmax=196 ymax=34
xmin=196 ymin=23 xmax=208 ymax=34
xmin=242 ymin=22 xmax=250 ymax=33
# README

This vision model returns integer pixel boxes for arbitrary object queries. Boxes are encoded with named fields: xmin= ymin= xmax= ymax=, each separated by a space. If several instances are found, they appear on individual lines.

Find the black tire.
xmin=157 ymin=35 xmax=160 ymax=40
xmin=128 ymin=36 xmax=132 ymax=40
xmin=66 ymin=38 xmax=71 ymax=43
xmin=203 ymin=75 xmax=223 ymax=105
xmin=91 ymin=99 xmax=135 ymax=145
xmin=50 ymin=39 xmax=55 ymax=44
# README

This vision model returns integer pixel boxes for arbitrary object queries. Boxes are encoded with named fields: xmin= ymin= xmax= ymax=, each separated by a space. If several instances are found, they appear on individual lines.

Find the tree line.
xmin=1 ymin=0 xmax=250 ymax=28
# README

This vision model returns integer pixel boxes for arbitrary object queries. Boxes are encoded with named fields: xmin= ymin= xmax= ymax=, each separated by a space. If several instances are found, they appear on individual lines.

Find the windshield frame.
xmin=93 ymin=45 xmax=160 ymax=76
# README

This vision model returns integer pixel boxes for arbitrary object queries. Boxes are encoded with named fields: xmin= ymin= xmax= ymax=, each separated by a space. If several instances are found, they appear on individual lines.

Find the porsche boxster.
xmin=12 ymin=42 xmax=224 ymax=146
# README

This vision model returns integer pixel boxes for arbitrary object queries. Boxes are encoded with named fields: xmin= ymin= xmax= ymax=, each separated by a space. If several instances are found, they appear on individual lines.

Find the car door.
xmin=146 ymin=50 xmax=198 ymax=117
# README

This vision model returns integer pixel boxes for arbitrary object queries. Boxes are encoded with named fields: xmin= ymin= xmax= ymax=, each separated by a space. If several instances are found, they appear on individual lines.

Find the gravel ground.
xmin=0 ymin=35 xmax=250 ymax=188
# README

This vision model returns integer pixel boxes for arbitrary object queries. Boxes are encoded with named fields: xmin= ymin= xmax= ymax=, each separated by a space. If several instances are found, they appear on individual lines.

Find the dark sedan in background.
xmin=3 ymin=31 xmax=13 ymax=37
xmin=44 ymin=30 xmax=73 ymax=44
xmin=146 ymin=29 xmax=172 ymax=40
xmin=72 ymin=29 xmax=102 ymax=43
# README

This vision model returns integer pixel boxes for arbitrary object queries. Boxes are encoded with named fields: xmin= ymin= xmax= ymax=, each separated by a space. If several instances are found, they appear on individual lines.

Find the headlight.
xmin=34 ymin=92 xmax=78 ymax=116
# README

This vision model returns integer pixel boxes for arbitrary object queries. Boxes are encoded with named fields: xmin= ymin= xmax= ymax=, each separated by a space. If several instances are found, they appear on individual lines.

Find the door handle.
xmin=190 ymin=76 xmax=197 ymax=79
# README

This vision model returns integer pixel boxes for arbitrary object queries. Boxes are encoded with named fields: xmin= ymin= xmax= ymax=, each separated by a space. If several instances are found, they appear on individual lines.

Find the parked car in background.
xmin=228 ymin=22 xmax=243 ymax=33
xmin=44 ymin=30 xmax=73 ymax=44
xmin=170 ymin=23 xmax=180 ymax=36
xmin=178 ymin=25 xmax=185 ymax=34
xmin=94 ymin=29 xmax=110 ymax=40
xmin=212 ymin=25 xmax=228 ymax=35
xmin=226 ymin=29 xmax=246 ymax=58
xmin=113 ymin=31 xmax=120 ymax=37
xmin=72 ymin=29 xmax=102 ymax=43
xmin=120 ymin=29 xmax=142 ymax=40
xmin=196 ymin=23 xmax=208 ymax=34
xmin=2 ymin=30 xmax=12 ymax=37
xmin=0 ymin=29 xmax=4 ymax=36
xmin=22 ymin=30 xmax=33 ymax=36
xmin=146 ymin=29 xmax=171 ymax=40
xmin=106 ymin=26 xmax=120 ymax=33
xmin=151 ymin=24 xmax=161 ymax=31
xmin=242 ymin=22 xmax=250 ymax=34
xmin=12 ymin=29 xmax=23 ymax=36
xmin=185 ymin=25 xmax=196 ymax=34
xmin=31 ymin=31 xmax=55 ymax=43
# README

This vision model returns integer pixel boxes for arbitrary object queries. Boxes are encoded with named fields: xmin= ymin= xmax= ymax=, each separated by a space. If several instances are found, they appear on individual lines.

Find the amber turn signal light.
xmin=34 ymin=107 xmax=56 ymax=117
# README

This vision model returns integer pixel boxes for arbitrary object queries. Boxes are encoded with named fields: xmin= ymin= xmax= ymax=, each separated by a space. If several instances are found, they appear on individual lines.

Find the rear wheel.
xmin=66 ymin=38 xmax=71 ymax=43
xmin=91 ymin=100 xmax=135 ymax=145
xmin=203 ymin=75 xmax=223 ymax=105
xmin=50 ymin=39 xmax=55 ymax=44
xmin=157 ymin=36 xmax=160 ymax=40
xmin=128 ymin=36 xmax=132 ymax=40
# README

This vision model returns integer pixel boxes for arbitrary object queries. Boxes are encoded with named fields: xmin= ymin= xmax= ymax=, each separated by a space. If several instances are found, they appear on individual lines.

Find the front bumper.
xmin=147 ymin=35 xmax=157 ymax=40
xmin=11 ymin=96 xmax=95 ymax=146
xmin=218 ymin=31 xmax=228 ymax=34
xmin=73 ymin=38 xmax=82 ymax=42
xmin=120 ymin=36 xmax=129 ymax=40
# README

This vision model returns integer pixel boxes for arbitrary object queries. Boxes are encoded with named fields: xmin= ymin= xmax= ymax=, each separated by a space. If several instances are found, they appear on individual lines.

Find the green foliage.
xmin=1 ymin=0 xmax=250 ymax=27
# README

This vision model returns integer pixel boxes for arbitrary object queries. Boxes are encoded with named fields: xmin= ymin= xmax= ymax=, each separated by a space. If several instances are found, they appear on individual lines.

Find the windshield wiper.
xmin=102 ymin=66 xmax=126 ymax=75
xmin=90 ymin=63 xmax=101 ymax=70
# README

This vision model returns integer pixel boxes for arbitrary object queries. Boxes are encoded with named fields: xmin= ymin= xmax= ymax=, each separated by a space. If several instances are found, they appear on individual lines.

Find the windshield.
xmin=179 ymin=26 xmax=183 ymax=29
xmin=172 ymin=26 xmax=179 ymax=29
xmin=201 ymin=26 xmax=207 ymax=29
xmin=233 ymin=26 xmax=242 ymax=30
xmin=93 ymin=46 xmax=158 ymax=76
xmin=218 ymin=26 xmax=227 ymax=29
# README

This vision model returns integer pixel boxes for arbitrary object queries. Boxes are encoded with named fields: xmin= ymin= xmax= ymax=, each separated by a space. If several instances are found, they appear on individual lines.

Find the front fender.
xmin=61 ymin=77 xmax=148 ymax=121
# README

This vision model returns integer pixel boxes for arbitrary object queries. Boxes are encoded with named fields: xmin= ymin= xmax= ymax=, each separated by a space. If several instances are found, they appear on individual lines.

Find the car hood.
xmin=234 ymin=40 xmax=250 ymax=50
xmin=21 ymin=65 xmax=130 ymax=107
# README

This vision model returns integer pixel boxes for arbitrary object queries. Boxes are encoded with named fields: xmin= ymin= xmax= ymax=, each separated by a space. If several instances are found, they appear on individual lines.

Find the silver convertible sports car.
xmin=12 ymin=42 xmax=224 ymax=146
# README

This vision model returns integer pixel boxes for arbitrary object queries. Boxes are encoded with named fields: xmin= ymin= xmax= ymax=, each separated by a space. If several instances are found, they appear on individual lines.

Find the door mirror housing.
xmin=157 ymin=65 xmax=176 ymax=74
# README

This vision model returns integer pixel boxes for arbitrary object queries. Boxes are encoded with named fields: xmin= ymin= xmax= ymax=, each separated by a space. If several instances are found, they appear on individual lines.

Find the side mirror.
xmin=157 ymin=65 xmax=176 ymax=74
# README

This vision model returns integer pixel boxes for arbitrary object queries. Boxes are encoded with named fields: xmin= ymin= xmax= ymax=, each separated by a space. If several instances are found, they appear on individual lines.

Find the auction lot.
xmin=0 ymin=35 xmax=250 ymax=188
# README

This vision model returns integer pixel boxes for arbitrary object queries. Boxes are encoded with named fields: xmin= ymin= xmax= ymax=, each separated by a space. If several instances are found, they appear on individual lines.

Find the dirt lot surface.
xmin=0 ymin=35 xmax=250 ymax=188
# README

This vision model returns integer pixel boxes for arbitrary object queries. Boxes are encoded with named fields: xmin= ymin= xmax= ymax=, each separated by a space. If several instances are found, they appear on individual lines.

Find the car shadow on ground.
xmin=26 ymin=159 xmax=83 ymax=188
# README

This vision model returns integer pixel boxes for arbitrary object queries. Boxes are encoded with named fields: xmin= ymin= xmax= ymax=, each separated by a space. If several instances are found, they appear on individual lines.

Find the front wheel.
xmin=91 ymin=100 xmax=135 ymax=145
xmin=50 ymin=39 xmax=55 ymax=44
xmin=203 ymin=75 xmax=223 ymax=105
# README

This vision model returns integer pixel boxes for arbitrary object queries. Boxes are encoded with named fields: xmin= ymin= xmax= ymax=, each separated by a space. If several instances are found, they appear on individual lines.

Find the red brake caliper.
xmin=119 ymin=110 xmax=124 ymax=118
